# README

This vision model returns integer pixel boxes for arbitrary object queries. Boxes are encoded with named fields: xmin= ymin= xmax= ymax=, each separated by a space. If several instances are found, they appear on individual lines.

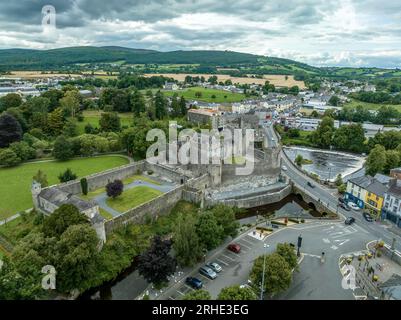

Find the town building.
xmin=382 ymin=179 xmax=401 ymax=228
xmin=390 ymin=168 xmax=401 ymax=180
xmin=164 ymin=82 xmax=179 ymax=91
xmin=365 ymin=179 xmax=387 ymax=217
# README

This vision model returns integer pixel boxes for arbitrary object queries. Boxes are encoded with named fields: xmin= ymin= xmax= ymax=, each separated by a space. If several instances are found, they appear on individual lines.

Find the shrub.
xmin=0 ymin=148 xmax=21 ymax=166
xmin=106 ymin=179 xmax=124 ymax=198
xmin=80 ymin=178 xmax=88 ymax=195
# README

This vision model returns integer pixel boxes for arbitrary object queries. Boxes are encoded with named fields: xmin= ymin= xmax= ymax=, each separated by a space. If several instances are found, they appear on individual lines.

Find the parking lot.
xmin=165 ymin=232 xmax=264 ymax=300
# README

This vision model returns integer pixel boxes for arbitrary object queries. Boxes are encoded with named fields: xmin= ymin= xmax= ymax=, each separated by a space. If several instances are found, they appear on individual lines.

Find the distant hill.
xmin=0 ymin=46 xmax=399 ymax=80
xmin=0 ymin=46 xmax=262 ymax=70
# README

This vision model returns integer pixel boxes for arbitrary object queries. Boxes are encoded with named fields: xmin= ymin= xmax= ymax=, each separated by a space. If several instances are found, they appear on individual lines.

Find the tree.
xmin=179 ymin=96 xmax=187 ymax=116
xmin=47 ymin=107 xmax=65 ymax=136
xmin=170 ymin=93 xmax=180 ymax=117
xmin=99 ymin=112 xmax=121 ymax=132
xmin=295 ymin=154 xmax=304 ymax=167
xmin=217 ymin=285 xmax=257 ymax=300
xmin=276 ymin=243 xmax=298 ymax=270
xmin=42 ymin=204 xmax=89 ymax=238
xmin=0 ymin=113 xmax=22 ymax=148
xmin=173 ymin=213 xmax=203 ymax=267
xmin=0 ymin=148 xmax=21 ymax=166
xmin=250 ymin=253 xmax=292 ymax=298
xmin=33 ymin=170 xmax=48 ymax=187
xmin=58 ymin=168 xmax=78 ymax=183
xmin=335 ymin=174 xmax=343 ymax=187
xmin=366 ymin=144 xmax=387 ymax=176
xmin=84 ymin=122 xmax=96 ymax=134
xmin=182 ymin=290 xmax=211 ymax=300
xmin=62 ymin=119 xmax=78 ymax=137
xmin=131 ymin=89 xmax=146 ymax=115
xmin=384 ymin=150 xmax=400 ymax=173
xmin=154 ymin=91 xmax=167 ymax=120
xmin=106 ymin=179 xmax=124 ymax=198
xmin=195 ymin=91 xmax=203 ymax=98
xmin=0 ymin=93 xmax=22 ymax=112
xmin=80 ymin=178 xmax=88 ymax=195
xmin=54 ymin=224 xmax=100 ymax=293
xmin=9 ymin=141 xmax=35 ymax=161
xmin=137 ymin=236 xmax=177 ymax=286
xmin=60 ymin=90 xmax=81 ymax=118
xmin=328 ymin=95 xmax=341 ymax=106
xmin=208 ymin=76 xmax=218 ymax=85
xmin=310 ymin=116 xmax=335 ymax=148
xmin=196 ymin=212 xmax=223 ymax=250
xmin=211 ymin=204 xmax=239 ymax=239
xmin=53 ymin=135 xmax=74 ymax=160
xmin=332 ymin=124 xmax=365 ymax=153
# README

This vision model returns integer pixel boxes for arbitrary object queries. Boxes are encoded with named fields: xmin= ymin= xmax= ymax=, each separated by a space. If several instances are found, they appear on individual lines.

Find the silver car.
xmin=207 ymin=262 xmax=222 ymax=273
xmin=199 ymin=266 xmax=217 ymax=279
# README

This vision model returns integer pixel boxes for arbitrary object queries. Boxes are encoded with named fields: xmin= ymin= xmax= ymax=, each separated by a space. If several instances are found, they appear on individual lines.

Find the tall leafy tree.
xmin=60 ymin=90 xmax=81 ymax=118
xmin=154 ymin=91 xmax=167 ymax=120
xmin=58 ymin=168 xmax=78 ymax=183
xmin=173 ymin=213 xmax=203 ymax=267
xmin=250 ymin=253 xmax=292 ymax=298
xmin=182 ymin=290 xmax=211 ymax=300
xmin=99 ymin=112 xmax=121 ymax=132
xmin=0 ymin=113 xmax=22 ymax=148
xmin=106 ymin=179 xmax=124 ymax=198
xmin=137 ymin=236 xmax=177 ymax=286
xmin=276 ymin=243 xmax=298 ymax=270
xmin=42 ymin=204 xmax=89 ymax=238
xmin=310 ymin=116 xmax=335 ymax=148
xmin=366 ymin=144 xmax=387 ymax=176
xmin=47 ymin=107 xmax=65 ymax=136
xmin=0 ymin=93 xmax=22 ymax=112
xmin=131 ymin=89 xmax=146 ymax=115
xmin=33 ymin=170 xmax=49 ymax=187
xmin=217 ymin=285 xmax=257 ymax=300
xmin=53 ymin=135 xmax=74 ymax=161
xmin=211 ymin=204 xmax=240 ymax=240
xmin=196 ymin=211 xmax=223 ymax=250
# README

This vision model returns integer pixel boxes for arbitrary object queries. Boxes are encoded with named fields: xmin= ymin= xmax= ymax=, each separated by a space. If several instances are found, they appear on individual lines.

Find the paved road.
xmin=281 ymin=152 xmax=401 ymax=252
xmin=158 ymin=220 xmax=375 ymax=300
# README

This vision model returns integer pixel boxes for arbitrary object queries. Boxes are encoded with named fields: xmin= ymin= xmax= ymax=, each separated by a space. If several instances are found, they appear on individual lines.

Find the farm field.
xmin=144 ymin=73 xmax=306 ymax=88
xmin=0 ymin=155 xmax=130 ymax=219
xmin=163 ymin=86 xmax=246 ymax=103
xmin=76 ymin=110 xmax=133 ymax=133
xmin=105 ymin=186 xmax=163 ymax=213
xmin=344 ymin=99 xmax=401 ymax=112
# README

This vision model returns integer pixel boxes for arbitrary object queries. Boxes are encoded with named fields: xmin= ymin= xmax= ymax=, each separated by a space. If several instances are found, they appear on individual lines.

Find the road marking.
xmin=323 ymin=238 xmax=331 ymax=244
xmin=224 ymin=251 xmax=238 ymax=260
xmin=237 ymin=242 xmax=251 ymax=250
xmin=176 ymin=290 xmax=184 ymax=296
xmin=323 ymin=226 xmax=335 ymax=232
xmin=244 ymin=235 xmax=260 ymax=243
xmin=334 ymin=239 xmax=350 ymax=246
xmin=302 ymin=253 xmax=321 ymax=259
xmin=168 ymin=297 xmax=175 ymax=300
xmin=331 ymin=245 xmax=339 ymax=250
xmin=216 ymin=258 xmax=229 ymax=266
xmin=240 ymin=237 xmax=255 ymax=246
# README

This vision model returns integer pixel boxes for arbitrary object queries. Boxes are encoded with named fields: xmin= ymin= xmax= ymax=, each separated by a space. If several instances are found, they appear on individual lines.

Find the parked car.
xmin=338 ymin=197 xmax=345 ymax=204
xmin=227 ymin=243 xmax=241 ymax=253
xmin=282 ymin=165 xmax=288 ymax=171
xmin=207 ymin=262 xmax=222 ymax=273
xmin=340 ymin=203 xmax=351 ymax=211
xmin=348 ymin=202 xmax=360 ymax=211
xmin=199 ymin=266 xmax=217 ymax=279
xmin=307 ymin=181 xmax=315 ymax=188
xmin=185 ymin=277 xmax=203 ymax=289
xmin=363 ymin=212 xmax=374 ymax=222
xmin=345 ymin=217 xmax=355 ymax=225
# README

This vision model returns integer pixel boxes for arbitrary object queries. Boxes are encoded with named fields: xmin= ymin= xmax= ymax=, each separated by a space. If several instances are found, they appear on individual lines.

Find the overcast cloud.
xmin=1 ymin=0 xmax=401 ymax=67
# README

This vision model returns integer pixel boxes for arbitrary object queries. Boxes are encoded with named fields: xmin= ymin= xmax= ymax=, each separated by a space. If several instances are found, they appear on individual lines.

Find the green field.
xmin=76 ymin=111 xmax=133 ymax=134
xmin=0 ymin=155 xmax=130 ymax=219
xmin=281 ymin=130 xmax=314 ymax=147
xmin=106 ymin=186 xmax=163 ymax=213
xmin=344 ymin=99 xmax=401 ymax=112
xmin=163 ymin=86 xmax=246 ymax=103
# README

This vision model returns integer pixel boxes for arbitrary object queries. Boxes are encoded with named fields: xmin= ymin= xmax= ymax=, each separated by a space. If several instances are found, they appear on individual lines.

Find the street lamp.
xmin=297 ymin=234 xmax=303 ymax=257
xmin=260 ymin=243 xmax=270 ymax=300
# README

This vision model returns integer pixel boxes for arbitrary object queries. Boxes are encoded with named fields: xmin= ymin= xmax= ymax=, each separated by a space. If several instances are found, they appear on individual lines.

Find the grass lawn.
xmin=344 ymin=99 xmax=401 ymax=112
xmin=76 ymin=111 xmax=133 ymax=134
xmin=282 ymin=131 xmax=314 ymax=147
xmin=163 ymin=86 xmax=246 ymax=103
xmin=106 ymin=186 xmax=163 ymax=213
xmin=0 ymin=155 xmax=129 ymax=220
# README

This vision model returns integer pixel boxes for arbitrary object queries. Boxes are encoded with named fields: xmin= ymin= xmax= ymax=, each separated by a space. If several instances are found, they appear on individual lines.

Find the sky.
xmin=1 ymin=0 xmax=401 ymax=68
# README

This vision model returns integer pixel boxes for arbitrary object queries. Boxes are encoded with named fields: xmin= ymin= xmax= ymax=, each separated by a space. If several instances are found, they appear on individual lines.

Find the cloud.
xmin=0 ymin=0 xmax=400 ymax=67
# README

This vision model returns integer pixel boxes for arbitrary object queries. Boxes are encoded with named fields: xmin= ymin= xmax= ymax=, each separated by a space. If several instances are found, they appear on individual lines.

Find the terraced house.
xmin=382 ymin=179 xmax=401 ymax=228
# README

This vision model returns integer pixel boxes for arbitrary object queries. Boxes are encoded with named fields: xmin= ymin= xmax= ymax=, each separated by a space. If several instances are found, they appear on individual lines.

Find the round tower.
xmin=31 ymin=181 xmax=42 ymax=209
